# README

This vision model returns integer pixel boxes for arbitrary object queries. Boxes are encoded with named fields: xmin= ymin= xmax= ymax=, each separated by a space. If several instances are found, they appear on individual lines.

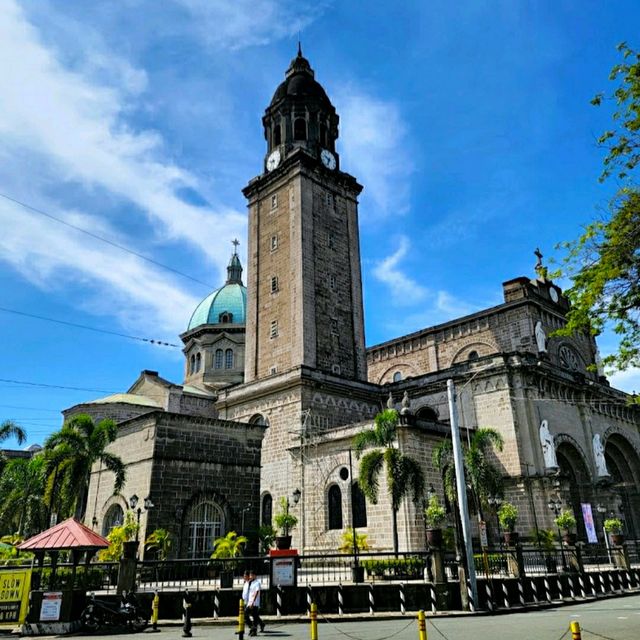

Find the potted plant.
xmin=98 ymin=511 xmax=139 ymax=561
xmin=604 ymin=518 xmax=624 ymax=546
xmin=257 ymin=524 xmax=276 ymax=555
xmin=338 ymin=528 xmax=371 ymax=583
xmin=211 ymin=531 xmax=247 ymax=588
xmin=532 ymin=528 xmax=558 ymax=573
xmin=274 ymin=497 xmax=298 ymax=550
xmin=498 ymin=502 xmax=519 ymax=546
xmin=424 ymin=496 xmax=447 ymax=548
xmin=144 ymin=528 xmax=173 ymax=560
xmin=555 ymin=510 xmax=577 ymax=546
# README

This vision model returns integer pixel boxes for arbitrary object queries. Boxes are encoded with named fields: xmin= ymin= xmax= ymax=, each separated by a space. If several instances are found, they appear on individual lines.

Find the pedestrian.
xmin=182 ymin=588 xmax=193 ymax=638
xmin=246 ymin=569 xmax=265 ymax=636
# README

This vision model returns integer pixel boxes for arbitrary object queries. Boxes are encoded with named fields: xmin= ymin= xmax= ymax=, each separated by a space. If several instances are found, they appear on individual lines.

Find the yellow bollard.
xmin=310 ymin=602 xmax=318 ymax=640
xmin=417 ymin=610 xmax=427 ymax=640
xmin=151 ymin=591 xmax=160 ymax=632
xmin=570 ymin=620 xmax=582 ymax=640
xmin=237 ymin=598 xmax=245 ymax=640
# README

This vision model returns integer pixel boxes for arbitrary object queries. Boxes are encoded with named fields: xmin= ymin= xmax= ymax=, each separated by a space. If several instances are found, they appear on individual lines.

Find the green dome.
xmin=187 ymin=250 xmax=247 ymax=331
xmin=187 ymin=283 xmax=247 ymax=330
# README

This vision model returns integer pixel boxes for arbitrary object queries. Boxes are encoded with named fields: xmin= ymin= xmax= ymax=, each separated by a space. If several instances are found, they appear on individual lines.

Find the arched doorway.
xmin=556 ymin=442 xmax=593 ymax=541
xmin=605 ymin=434 xmax=640 ymax=538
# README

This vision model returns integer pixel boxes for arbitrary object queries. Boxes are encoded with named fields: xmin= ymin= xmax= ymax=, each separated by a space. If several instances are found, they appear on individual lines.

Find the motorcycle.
xmin=81 ymin=591 xmax=148 ymax=633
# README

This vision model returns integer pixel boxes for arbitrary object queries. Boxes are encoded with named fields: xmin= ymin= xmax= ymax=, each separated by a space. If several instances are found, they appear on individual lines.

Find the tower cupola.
xmin=262 ymin=45 xmax=340 ymax=173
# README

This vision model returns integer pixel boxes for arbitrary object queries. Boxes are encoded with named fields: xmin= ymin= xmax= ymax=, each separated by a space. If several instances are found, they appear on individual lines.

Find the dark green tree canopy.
xmin=556 ymin=43 xmax=640 ymax=374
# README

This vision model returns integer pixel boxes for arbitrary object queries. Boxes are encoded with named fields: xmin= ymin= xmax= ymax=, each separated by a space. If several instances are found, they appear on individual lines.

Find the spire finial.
xmin=297 ymin=37 xmax=302 ymax=58
xmin=534 ymin=247 xmax=548 ymax=280
xmin=232 ymin=238 xmax=240 ymax=255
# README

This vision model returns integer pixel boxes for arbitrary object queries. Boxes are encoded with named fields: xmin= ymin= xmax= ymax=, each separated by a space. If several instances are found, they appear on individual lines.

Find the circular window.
xmin=339 ymin=467 xmax=349 ymax=481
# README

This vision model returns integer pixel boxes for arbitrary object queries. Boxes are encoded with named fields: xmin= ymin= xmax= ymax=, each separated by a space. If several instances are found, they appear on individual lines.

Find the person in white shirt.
xmin=246 ymin=569 xmax=264 ymax=636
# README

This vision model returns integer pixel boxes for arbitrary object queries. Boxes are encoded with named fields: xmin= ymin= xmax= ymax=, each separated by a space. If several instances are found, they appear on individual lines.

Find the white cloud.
xmin=608 ymin=368 xmax=640 ymax=396
xmin=0 ymin=0 xmax=245 ymax=267
xmin=172 ymin=0 xmax=327 ymax=50
xmin=0 ymin=198 xmax=198 ymax=336
xmin=335 ymin=88 xmax=413 ymax=218
xmin=372 ymin=236 xmax=428 ymax=305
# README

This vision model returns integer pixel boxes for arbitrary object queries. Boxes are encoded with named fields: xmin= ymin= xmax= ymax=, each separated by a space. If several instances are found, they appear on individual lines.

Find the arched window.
xmin=186 ymin=500 xmax=224 ymax=558
xmin=468 ymin=350 xmax=479 ymax=361
xmin=219 ymin=312 xmax=232 ymax=323
xmin=273 ymin=124 xmax=281 ymax=146
xmin=189 ymin=355 xmax=195 ymax=374
xmin=261 ymin=494 xmax=273 ymax=526
xmin=351 ymin=482 xmax=367 ymax=528
xmin=328 ymin=485 xmax=343 ymax=530
xmin=102 ymin=504 xmax=124 ymax=536
xmin=393 ymin=371 xmax=402 ymax=382
xmin=215 ymin=349 xmax=223 ymax=369
xmin=249 ymin=413 xmax=269 ymax=427
xmin=416 ymin=406 xmax=438 ymax=422
xmin=225 ymin=348 xmax=234 ymax=369
xmin=294 ymin=118 xmax=307 ymax=141
xmin=195 ymin=352 xmax=202 ymax=372
xmin=319 ymin=123 xmax=327 ymax=147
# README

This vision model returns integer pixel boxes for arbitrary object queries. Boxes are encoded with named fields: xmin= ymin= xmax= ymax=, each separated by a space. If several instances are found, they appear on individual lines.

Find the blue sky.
xmin=1 ymin=0 xmax=638 ymax=447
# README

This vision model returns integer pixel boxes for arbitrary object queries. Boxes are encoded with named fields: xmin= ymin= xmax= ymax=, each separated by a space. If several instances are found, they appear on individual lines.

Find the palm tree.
xmin=354 ymin=409 xmax=424 ymax=555
xmin=145 ymin=528 xmax=173 ymax=560
xmin=0 ymin=420 xmax=27 ymax=467
xmin=433 ymin=427 xmax=504 ymax=515
xmin=211 ymin=531 xmax=248 ymax=560
xmin=0 ymin=454 xmax=47 ymax=537
xmin=44 ymin=414 xmax=125 ymax=520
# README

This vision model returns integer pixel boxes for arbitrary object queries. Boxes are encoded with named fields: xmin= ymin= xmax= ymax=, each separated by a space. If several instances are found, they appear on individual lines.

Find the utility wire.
xmin=0 ymin=379 xmax=117 ymax=394
xmin=0 ymin=191 xmax=215 ymax=289
xmin=0 ymin=306 xmax=180 ymax=348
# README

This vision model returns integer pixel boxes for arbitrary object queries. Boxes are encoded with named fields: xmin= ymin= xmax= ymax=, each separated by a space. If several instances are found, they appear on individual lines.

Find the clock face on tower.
xmin=320 ymin=149 xmax=336 ymax=170
xmin=267 ymin=149 xmax=281 ymax=172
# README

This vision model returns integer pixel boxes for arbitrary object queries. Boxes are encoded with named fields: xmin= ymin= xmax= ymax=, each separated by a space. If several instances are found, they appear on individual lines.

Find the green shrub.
xmin=498 ymin=502 xmax=518 ymax=532
xmin=361 ymin=557 xmax=423 ymax=578
xmin=555 ymin=510 xmax=576 ymax=532
xmin=604 ymin=518 xmax=623 ymax=534
xmin=338 ymin=529 xmax=371 ymax=553
xmin=424 ymin=496 xmax=447 ymax=528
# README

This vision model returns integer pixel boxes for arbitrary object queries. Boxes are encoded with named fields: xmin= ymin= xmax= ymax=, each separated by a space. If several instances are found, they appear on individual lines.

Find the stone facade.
xmin=77 ymin=49 xmax=640 ymax=559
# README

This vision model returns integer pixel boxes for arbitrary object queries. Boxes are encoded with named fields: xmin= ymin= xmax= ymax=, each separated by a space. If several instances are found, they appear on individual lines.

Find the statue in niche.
xmin=593 ymin=433 xmax=610 ymax=477
xmin=400 ymin=391 xmax=411 ymax=415
xmin=539 ymin=419 xmax=558 ymax=470
xmin=535 ymin=320 xmax=547 ymax=353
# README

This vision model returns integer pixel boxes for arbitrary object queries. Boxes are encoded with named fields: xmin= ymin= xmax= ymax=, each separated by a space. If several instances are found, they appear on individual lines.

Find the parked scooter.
xmin=81 ymin=590 xmax=148 ymax=633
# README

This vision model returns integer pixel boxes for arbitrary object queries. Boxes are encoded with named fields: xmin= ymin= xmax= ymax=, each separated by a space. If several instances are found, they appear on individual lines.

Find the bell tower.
xmin=243 ymin=47 xmax=367 ymax=383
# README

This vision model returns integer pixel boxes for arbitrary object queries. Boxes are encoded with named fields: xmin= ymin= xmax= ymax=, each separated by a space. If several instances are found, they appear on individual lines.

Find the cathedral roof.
xmin=269 ymin=45 xmax=331 ymax=108
xmin=187 ymin=247 xmax=247 ymax=331
xmin=187 ymin=283 xmax=247 ymax=330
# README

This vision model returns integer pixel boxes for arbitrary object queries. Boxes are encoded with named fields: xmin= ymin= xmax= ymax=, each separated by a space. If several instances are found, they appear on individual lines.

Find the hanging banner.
xmin=581 ymin=503 xmax=598 ymax=544
xmin=0 ymin=568 xmax=32 ymax=625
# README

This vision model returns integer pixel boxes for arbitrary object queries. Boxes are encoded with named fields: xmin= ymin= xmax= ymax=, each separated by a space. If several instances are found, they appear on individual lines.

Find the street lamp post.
xmin=241 ymin=503 xmax=252 ymax=534
xmin=548 ymin=497 xmax=567 ymax=571
xmin=129 ymin=494 xmax=154 ymax=543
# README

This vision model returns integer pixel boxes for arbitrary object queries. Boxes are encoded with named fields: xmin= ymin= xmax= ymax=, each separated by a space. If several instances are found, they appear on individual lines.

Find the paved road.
xmin=40 ymin=595 xmax=640 ymax=640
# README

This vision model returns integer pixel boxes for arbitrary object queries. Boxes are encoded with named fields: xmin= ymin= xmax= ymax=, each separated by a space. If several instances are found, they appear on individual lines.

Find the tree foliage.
xmin=556 ymin=43 xmax=640 ymax=374
xmin=145 ymin=528 xmax=173 ymax=560
xmin=44 ymin=414 xmax=125 ymax=520
xmin=0 ymin=454 xmax=48 ymax=538
xmin=432 ymin=427 xmax=504 ymax=511
xmin=354 ymin=409 xmax=424 ymax=554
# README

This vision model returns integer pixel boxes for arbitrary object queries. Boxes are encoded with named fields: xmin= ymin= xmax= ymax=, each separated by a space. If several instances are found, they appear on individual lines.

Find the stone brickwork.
xmin=243 ymin=155 xmax=366 ymax=383
xmin=367 ymin=277 xmax=598 ymax=386
xmin=84 ymin=411 xmax=265 ymax=558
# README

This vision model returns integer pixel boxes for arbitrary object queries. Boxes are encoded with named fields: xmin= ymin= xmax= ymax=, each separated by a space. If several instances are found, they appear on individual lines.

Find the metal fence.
xmin=28 ymin=539 xmax=633 ymax=593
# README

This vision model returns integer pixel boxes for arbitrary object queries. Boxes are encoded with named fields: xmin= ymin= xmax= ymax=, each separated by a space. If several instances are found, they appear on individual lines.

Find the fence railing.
xmin=24 ymin=540 xmax=636 ymax=593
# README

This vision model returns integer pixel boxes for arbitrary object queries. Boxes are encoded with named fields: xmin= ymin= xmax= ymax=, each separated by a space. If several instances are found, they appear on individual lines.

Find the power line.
xmin=0 ymin=191 xmax=215 ymax=289
xmin=0 ymin=306 xmax=181 ymax=348
xmin=0 ymin=379 xmax=117 ymax=394
xmin=0 ymin=404 xmax=60 ymax=412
